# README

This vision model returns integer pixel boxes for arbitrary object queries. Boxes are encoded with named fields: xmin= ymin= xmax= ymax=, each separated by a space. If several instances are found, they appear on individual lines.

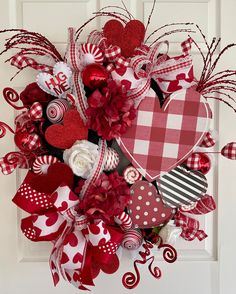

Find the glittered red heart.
xmin=30 ymin=162 xmax=74 ymax=194
xmin=45 ymin=109 xmax=88 ymax=149
xmin=103 ymin=19 xmax=145 ymax=58
xmin=128 ymin=181 xmax=174 ymax=229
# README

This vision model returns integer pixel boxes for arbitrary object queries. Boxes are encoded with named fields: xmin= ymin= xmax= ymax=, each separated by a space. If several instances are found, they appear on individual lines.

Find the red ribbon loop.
xmin=128 ymin=38 xmax=194 ymax=105
xmin=0 ymin=152 xmax=28 ymax=175
xmin=18 ymin=183 xmax=122 ymax=289
xmin=174 ymin=211 xmax=207 ymax=241
xmin=181 ymin=194 xmax=216 ymax=215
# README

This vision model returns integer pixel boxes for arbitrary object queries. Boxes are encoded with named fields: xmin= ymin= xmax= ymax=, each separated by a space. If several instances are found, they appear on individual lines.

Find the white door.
xmin=1 ymin=0 xmax=236 ymax=293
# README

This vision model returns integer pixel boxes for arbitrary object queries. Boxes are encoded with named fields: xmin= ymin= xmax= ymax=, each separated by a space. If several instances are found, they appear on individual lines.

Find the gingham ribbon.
xmin=66 ymin=28 xmax=88 ymax=123
xmin=0 ymin=152 xmax=28 ymax=175
xmin=129 ymin=38 xmax=193 ymax=102
xmin=22 ymin=133 xmax=41 ymax=151
xmin=80 ymin=139 xmax=107 ymax=199
xmin=10 ymin=53 xmax=53 ymax=73
xmin=105 ymin=45 xmax=129 ymax=72
xmin=174 ymin=211 xmax=207 ymax=241
xmin=180 ymin=194 xmax=216 ymax=215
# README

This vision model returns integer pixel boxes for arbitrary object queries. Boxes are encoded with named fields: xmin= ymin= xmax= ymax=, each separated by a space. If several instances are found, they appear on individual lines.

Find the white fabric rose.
xmin=63 ymin=140 xmax=99 ymax=179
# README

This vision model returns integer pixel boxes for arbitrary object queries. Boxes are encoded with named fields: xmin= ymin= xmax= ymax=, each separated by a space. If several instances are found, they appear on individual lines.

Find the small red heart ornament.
xmin=128 ymin=181 xmax=174 ymax=229
xmin=45 ymin=109 xmax=88 ymax=149
xmin=103 ymin=20 xmax=145 ymax=58
xmin=117 ymin=87 xmax=210 ymax=181
xmin=30 ymin=162 xmax=74 ymax=194
xmin=36 ymin=62 xmax=72 ymax=98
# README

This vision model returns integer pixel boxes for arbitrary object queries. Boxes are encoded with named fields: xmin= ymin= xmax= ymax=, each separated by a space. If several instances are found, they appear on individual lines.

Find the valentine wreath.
xmin=0 ymin=0 xmax=236 ymax=290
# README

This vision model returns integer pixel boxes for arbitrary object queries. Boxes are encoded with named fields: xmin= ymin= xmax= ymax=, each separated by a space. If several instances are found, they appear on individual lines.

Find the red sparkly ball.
xmin=82 ymin=63 xmax=109 ymax=89
xmin=198 ymin=153 xmax=211 ymax=174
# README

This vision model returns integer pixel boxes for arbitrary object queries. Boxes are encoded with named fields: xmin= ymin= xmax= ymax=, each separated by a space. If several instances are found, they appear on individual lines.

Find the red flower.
xmin=86 ymin=81 xmax=136 ymax=140
xmin=79 ymin=171 xmax=131 ymax=223
xmin=20 ymin=82 xmax=52 ymax=107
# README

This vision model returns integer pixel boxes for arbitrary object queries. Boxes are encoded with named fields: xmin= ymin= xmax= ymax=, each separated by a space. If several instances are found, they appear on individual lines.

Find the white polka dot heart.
xmin=128 ymin=181 xmax=174 ymax=229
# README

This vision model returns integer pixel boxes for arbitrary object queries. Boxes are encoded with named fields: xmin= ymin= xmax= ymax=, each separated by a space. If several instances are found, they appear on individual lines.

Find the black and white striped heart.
xmin=156 ymin=165 xmax=208 ymax=208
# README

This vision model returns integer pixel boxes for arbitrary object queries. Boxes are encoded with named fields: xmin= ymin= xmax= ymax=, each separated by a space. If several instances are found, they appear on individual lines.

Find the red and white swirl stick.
xmin=32 ymin=155 xmax=60 ymax=175
xmin=123 ymin=166 xmax=142 ymax=184
xmin=114 ymin=212 xmax=132 ymax=231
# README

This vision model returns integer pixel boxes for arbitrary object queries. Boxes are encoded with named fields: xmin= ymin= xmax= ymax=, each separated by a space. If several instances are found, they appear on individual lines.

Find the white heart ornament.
xmin=36 ymin=62 xmax=72 ymax=98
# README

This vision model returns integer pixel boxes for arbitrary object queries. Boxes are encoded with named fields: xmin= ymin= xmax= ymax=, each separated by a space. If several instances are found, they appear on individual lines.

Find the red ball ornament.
xmin=82 ymin=63 xmax=109 ymax=89
xmin=196 ymin=152 xmax=212 ymax=174
xmin=14 ymin=131 xmax=40 ymax=152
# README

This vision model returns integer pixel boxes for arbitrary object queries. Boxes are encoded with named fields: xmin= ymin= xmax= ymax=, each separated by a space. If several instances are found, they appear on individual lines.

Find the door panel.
xmin=0 ymin=1 xmax=235 ymax=293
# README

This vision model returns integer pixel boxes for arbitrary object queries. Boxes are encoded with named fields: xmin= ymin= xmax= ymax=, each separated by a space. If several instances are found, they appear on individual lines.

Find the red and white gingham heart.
xmin=36 ymin=62 xmax=72 ymax=98
xmin=117 ymin=87 xmax=210 ymax=182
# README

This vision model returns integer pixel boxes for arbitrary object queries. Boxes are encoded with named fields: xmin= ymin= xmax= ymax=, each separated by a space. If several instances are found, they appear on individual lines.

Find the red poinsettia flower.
xmin=20 ymin=82 xmax=53 ymax=107
xmin=86 ymin=80 xmax=137 ymax=140
xmin=79 ymin=171 xmax=131 ymax=222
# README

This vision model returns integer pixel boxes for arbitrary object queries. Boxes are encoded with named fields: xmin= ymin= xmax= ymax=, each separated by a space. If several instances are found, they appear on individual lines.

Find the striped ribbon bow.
xmin=105 ymin=45 xmax=129 ymax=72
xmin=128 ymin=38 xmax=194 ymax=104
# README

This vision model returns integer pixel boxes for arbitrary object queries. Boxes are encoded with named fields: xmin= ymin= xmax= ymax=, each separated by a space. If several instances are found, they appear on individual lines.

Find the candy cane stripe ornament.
xmin=121 ymin=228 xmax=143 ymax=250
xmin=114 ymin=212 xmax=132 ymax=230
xmin=103 ymin=147 xmax=119 ymax=171
xmin=46 ymin=98 xmax=70 ymax=124
xmin=81 ymin=43 xmax=104 ymax=66
xmin=32 ymin=155 xmax=60 ymax=175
